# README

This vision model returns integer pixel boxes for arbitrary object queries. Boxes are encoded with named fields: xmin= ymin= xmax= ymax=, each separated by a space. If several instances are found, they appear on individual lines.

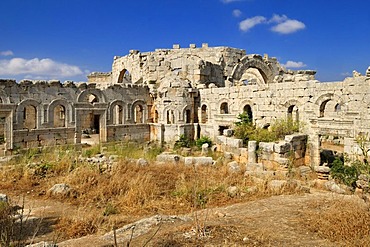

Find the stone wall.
xmin=0 ymin=79 xmax=152 ymax=154
xmin=1 ymin=44 xmax=370 ymax=166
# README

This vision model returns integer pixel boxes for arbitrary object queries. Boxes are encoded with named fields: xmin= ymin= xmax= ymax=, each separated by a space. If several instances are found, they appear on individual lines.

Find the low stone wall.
xmin=13 ymin=128 xmax=75 ymax=150
xmin=258 ymin=134 xmax=307 ymax=167
xmin=107 ymin=124 xmax=150 ymax=142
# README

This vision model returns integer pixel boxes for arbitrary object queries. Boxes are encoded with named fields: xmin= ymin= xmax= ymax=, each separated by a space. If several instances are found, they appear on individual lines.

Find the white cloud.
xmin=233 ymin=9 xmax=242 ymax=18
xmin=239 ymin=16 xmax=267 ymax=32
xmin=0 ymin=50 xmax=14 ymax=56
xmin=271 ymin=19 xmax=305 ymax=34
xmin=283 ymin=61 xmax=307 ymax=68
xmin=269 ymin=14 xmax=288 ymax=24
xmin=0 ymin=57 xmax=84 ymax=78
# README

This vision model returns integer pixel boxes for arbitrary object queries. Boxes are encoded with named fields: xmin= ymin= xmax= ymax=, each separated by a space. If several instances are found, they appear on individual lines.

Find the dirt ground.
xmin=5 ymin=188 xmax=357 ymax=247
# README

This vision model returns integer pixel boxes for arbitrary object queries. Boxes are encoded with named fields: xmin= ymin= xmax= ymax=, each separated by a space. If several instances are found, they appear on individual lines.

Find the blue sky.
xmin=0 ymin=0 xmax=369 ymax=82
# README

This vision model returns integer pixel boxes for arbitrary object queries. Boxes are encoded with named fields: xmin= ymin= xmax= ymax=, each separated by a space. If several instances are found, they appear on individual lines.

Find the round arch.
xmin=131 ymin=100 xmax=147 ymax=124
xmin=76 ymin=89 xmax=106 ymax=103
xmin=16 ymin=99 xmax=42 ymax=128
xmin=108 ymin=100 xmax=125 ymax=125
xmin=47 ymin=99 xmax=73 ymax=127
xmin=231 ymin=55 xmax=275 ymax=84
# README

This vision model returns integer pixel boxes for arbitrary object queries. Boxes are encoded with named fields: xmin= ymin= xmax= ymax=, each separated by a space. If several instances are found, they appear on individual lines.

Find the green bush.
xmin=174 ymin=134 xmax=194 ymax=149
xmin=195 ymin=136 xmax=212 ymax=149
xmin=234 ymin=116 xmax=299 ymax=144
xmin=330 ymin=158 xmax=360 ymax=188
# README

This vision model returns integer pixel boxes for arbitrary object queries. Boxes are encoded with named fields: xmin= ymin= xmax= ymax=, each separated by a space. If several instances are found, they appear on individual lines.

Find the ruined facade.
xmin=1 ymin=44 xmax=370 ymax=165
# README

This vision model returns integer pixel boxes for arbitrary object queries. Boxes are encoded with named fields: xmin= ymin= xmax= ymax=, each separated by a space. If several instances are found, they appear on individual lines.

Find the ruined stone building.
xmin=1 ymin=43 xmax=370 ymax=165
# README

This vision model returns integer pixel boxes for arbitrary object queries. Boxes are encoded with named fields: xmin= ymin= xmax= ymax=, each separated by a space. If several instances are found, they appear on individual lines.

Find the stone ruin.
xmin=1 ymin=43 xmax=370 ymax=166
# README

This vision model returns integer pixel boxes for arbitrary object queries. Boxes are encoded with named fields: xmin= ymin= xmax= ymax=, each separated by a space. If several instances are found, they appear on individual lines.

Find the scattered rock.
xmin=26 ymin=242 xmax=57 ymax=247
xmin=228 ymin=161 xmax=241 ymax=173
xmin=156 ymin=153 xmax=183 ymax=163
xmin=298 ymin=166 xmax=312 ymax=177
xmin=0 ymin=193 xmax=8 ymax=202
xmin=324 ymin=180 xmax=346 ymax=194
xmin=184 ymin=156 xmax=214 ymax=166
xmin=201 ymin=143 xmax=209 ymax=155
xmin=227 ymin=186 xmax=239 ymax=197
xmin=314 ymin=166 xmax=330 ymax=173
xmin=47 ymin=183 xmax=71 ymax=197
xmin=137 ymin=158 xmax=149 ymax=166
xmin=224 ymin=152 xmax=233 ymax=161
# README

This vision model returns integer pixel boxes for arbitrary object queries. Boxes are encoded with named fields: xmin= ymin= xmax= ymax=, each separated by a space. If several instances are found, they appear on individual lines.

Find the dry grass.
xmin=301 ymin=197 xmax=370 ymax=246
xmin=0 ymin=143 xmax=312 ymax=242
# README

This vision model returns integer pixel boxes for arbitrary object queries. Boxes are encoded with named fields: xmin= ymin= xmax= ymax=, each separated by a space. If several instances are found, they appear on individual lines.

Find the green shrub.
xmin=174 ymin=134 xmax=193 ymax=149
xmin=330 ymin=158 xmax=360 ymax=188
xmin=195 ymin=136 xmax=212 ymax=149
xmin=234 ymin=116 xmax=300 ymax=144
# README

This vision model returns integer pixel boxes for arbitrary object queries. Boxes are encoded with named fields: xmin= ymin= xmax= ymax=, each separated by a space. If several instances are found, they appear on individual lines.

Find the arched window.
xmin=113 ymin=105 xmax=123 ymax=124
xmin=243 ymin=104 xmax=253 ymax=123
xmin=23 ymin=105 xmax=37 ymax=129
xmin=220 ymin=102 xmax=229 ymax=114
xmin=167 ymin=110 xmax=175 ymax=124
xmin=85 ymin=94 xmax=98 ymax=104
xmin=185 ymin=109 xmax=191 ymax=123
xmin=334 ymin=103 xmax=341 ymax=113
xmin=154 ymin=110 xmax=159 ymax=123
xmin=134 ymin=105 xmax=144 ymax=123
xmin=288 ymin=105 xmax=299 ymax=122
xmin=319 ymin=99 xmax=330 ymax=117
xmin=54 ymin=105 xmax=66 ymax=127
xmin=201 ymin=105 xmax=208 ymax=124
xmin=118 ymin=69 xmax=131 ymax=84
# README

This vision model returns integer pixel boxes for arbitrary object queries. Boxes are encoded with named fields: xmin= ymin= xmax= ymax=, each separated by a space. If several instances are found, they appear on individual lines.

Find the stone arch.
xmin=231 ymin=55 xmax=274 ymax=85
xmin=47 ymin=99 xmax=73 ymax=127
xmin=283 ymin=99 xmax=301 ymax=122
xmin=240 ymin=100 xmax=255 ymax=122
xmin=151 ymin=106 xmax=159 ymax=123
xmin=200 ymin=103 xmax=210 ymax=124
xmin=163 ymin=106 xmax=178 ymax=124
xmin=181 ymin=105 xmax=192 ymax=124
xmin=16 ymin=99 xmax=41 ymax=129
xmin=117 ymin=69 xmax=131 ymax=84
xmin=108 ymin=100 xmax=125 ymax=125
xmin=77 ymin=89 xmax=106 ymax=103
xmin=315 ymin=93 xmax=344 ymax=118
xmin=131 ymin=100 xmax=147 ymax=124
xmin=220 ymin=102 xmax=229 ymax=114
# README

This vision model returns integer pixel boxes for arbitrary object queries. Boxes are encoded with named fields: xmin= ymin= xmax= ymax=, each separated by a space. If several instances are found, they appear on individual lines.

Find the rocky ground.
xmin=5 ymin=188 xmax=365 ymax=247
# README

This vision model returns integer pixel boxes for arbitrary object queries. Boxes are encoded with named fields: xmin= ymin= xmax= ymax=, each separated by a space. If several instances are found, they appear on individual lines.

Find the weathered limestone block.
xmin=274 ymin=141 xmax=291 ymax=154
xmin=156 ymin=153 xmax=183 ymax=163
xmin=223 ymin=129 xmax=233 ymax=137
xmin=47 ymin=183 xmax=71 ymax=197
xmin=184 ymin=156 xmax=214 ymax=166
xmin=228 ymin=161 xmax=241 ymax=173
xmin=248 ymin=141 xmax=257 ymax=164
xmin=0 ymin=193 xmax=8 ymax=202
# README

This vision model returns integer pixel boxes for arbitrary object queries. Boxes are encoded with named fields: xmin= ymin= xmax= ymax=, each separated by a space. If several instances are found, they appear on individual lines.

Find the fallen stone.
xmin=324 ymin=180 xmax=346 ymax=194
xmin=26 ymin=242 xmax=57 ymax=247
xmin=47 ymin=183 xmax=71 ymax=197
xmin=227 ymin=186 xmax=239 ymax=197
xmin=314 ymin=166 xmax=331 ymax=173
xmin=0 ymin=193 xmax=8 ymax=202
xmin=228 ymin=161 xmax=241 ymax=173
xmin=137 ymin=158 xmax=149 ymax=166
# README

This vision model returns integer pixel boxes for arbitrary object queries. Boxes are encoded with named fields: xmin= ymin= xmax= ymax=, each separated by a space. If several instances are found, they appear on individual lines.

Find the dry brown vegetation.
xmin=1 ymin=143 xmax=369 ymax=246
xmin=301 ymin=197 xmax=370 ymax=246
